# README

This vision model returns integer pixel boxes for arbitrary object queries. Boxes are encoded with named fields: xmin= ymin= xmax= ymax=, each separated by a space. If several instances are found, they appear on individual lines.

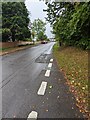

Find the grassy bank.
xmin=0 ymin=43 xmax=36 ymax=56
xmin=53 ymin=43 xmax=89 ymax=117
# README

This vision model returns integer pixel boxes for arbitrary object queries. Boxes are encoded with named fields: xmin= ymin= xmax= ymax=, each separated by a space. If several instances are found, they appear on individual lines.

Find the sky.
xmin=25 ymin=0 xmax=53 ymax=38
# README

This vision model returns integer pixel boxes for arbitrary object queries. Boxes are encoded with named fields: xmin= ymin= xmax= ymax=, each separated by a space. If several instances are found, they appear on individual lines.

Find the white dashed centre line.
xmin=50 ymin=59 xmax=53 ymax=62
xmin=48 ymin=63 xmax=52 ymax=68
xmin=27 ymin=111 xmax=38 ymax=120
xmin=37 ymin=81 xmax=47 ymax=95
xmin=45 ymin=70 xmax=50 ymax=77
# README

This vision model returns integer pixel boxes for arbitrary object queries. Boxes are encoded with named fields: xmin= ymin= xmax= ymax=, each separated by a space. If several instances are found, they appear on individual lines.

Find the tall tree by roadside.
xmin=44 ymin=1 xmax=90 ymax=49
xmin=2 ymin=2 xmax=31 ymax=42
xmin=32 ymin=18 xmax=47 ymax=40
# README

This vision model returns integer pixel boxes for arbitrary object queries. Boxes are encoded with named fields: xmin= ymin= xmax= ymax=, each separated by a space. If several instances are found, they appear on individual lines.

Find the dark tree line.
xmin=2 ymin=2 xmax=31 ymax=42
xmin=44 ymin=2 xmax=90 ymax=49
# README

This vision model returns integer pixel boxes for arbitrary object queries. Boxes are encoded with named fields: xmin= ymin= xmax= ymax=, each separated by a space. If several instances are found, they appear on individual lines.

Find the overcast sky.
xmin=25 ymin=0 xmax=53 ymax=38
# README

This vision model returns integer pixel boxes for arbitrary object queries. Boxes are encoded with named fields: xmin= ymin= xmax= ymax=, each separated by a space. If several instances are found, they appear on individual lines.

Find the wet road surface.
xmin=1 ymin=42 xmax=84 ymax=119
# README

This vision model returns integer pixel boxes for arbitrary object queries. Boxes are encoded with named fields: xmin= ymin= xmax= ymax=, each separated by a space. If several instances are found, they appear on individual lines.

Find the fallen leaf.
xmin=32 ymin=105 xmax=35 ymax=108
xmin=72 ymin=107 xmax=74 ymax=110
xmin=57 ymin=96 xmax=60 ymax=99
xmin=86 ymin=85 xmax=88 ymax=89
xmin=79 ymin=110 xmax=82 ymax=113
xmin=82 ymin=87 xmax=85 ymax=90
xmin=49 ymin=85 xmax=53 ymax=89
xmin=83 ymin=99 xmax=85 ymax=103
xmin=78 ymin=83 xmax=81 ymax=86
xmin=46 ymin=109 xmax=48 ymax=112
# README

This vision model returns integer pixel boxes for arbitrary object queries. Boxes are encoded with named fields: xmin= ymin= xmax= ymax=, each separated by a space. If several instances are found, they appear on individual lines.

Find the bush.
xmin=24 ymin=38 xmax=32 ymax=41
xmin=77 ymin=38 xmax=90 ymax=50
xmin=2 ymin=28 xmax=11 ymax=42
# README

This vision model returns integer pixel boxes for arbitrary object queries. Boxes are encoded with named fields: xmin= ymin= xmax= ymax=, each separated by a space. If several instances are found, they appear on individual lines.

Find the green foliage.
xmin=38 ymin=31 xmax=47 ymax=40
xmin=2 ymin=28 xmax=11 ymax=42
xmin=2 ymin=2 xmax=31 ymax=42
xmin=32 ymin=19 xmax=46 ymax=40
xmin=45 ymin=2 xmax=90 ymax=49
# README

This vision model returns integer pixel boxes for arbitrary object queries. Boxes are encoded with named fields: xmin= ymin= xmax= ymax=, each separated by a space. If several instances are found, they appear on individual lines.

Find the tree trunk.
xmin=12 ymin=33 xmax=15 ymax=42
xmin=59 ymin=40 xmax=62 ymax=46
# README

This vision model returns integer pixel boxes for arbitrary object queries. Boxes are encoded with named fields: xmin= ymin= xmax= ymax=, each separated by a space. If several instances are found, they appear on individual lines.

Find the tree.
xmin=32 ymin=19 xmax=46 ymax=40
xmin=44 ymin=1 xmax=90 ymax=49
xmin=38 ymin=31 xmax=47 ymax=40
xmin=2 ymin=28 xmax=11 ymax=42
xmin=2 ymin=2 xmax=31 ymax=42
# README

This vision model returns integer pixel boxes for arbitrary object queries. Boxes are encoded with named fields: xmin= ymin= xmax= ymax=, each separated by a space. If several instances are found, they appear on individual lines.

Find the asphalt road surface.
xmin=1 ymin=42 xmax=84 ymax=119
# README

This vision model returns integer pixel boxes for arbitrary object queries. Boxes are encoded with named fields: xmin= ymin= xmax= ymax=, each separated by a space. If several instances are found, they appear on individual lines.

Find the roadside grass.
xmin=0 ymin=43 xmax=36 ymax=55
xmin=0 ymin=44 xmax=34 ymax=52
xmin=53 ymin=43 xmax=89 ymax=117
xmin=0 ymin=47 xmax=15 ymax=51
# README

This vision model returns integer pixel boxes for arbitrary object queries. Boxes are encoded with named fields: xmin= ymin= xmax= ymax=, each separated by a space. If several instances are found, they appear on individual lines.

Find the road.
xmin=1 ymin=42 xmax=84 ymax=119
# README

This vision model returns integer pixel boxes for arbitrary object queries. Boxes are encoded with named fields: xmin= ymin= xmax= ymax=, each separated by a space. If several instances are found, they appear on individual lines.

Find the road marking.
xmin=45 ymin=70 xmax=50 ymax=77
xmin=37 ymin=81 xmax=47 ymax=95
xmin=44 ymin=46 xmax=53 ymax=54
xmin=48 ymin=63 xmax=52 ymax=68
xmin=50 ymin=59 xmax=53 ymax=62
xmin=27 ymin=111 xmax=38 ymax=119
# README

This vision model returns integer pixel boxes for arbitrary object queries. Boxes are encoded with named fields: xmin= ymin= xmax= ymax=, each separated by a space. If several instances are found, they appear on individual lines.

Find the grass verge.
xmin=0 ymin=44 xmax=36 ymax=55
xmin=53 ymin=43 xmax=89 ymax=118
